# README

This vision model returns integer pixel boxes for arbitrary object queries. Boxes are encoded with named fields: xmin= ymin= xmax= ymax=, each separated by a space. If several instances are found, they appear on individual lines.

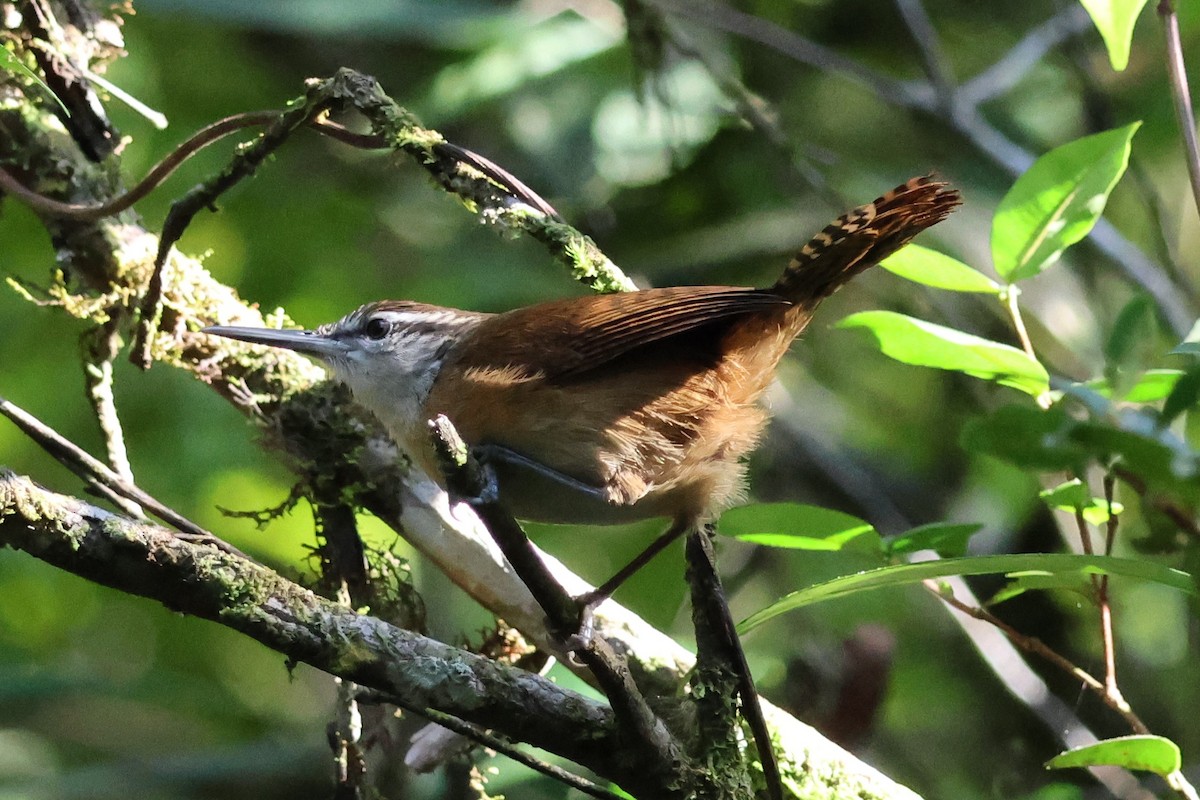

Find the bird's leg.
xmin=576 ymin=517 xmax=691 ymax=610
xmin=568 ymin=518 xmax=692 ymax=649
xmin=470 ymin=444 xmax=689 ymax=646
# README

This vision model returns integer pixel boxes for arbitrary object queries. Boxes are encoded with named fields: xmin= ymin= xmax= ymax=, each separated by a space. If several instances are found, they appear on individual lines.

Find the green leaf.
xmin=961 ymin=404 xmax=1088 ymax=472
xmin=1160 ymin=366 xmax=1200 ymax=427
xmin=737 ymin=553 xmax=1195 ymax=634
xmin=1039 ymin=479 xmax=1123 ymax=525
xmin=1071 ymin=420 xmax=1194 ymax=485
xmin=719 ymin=503 xmax=881 ymax=554
xmin=881 ymin=244 xmax=1001 ymax=294
xmin=1024 ymin=784 xmax=1085 ymax=800
xmin=987 ymin=571 xmax=1092 ymax=605
xmin=887 ymin=523 xmax=983 ymax=558
xmin=1078 ymin=0 xmax=1150 ymax=71
xmin=837 ymin=311 xmax=1050 ymax=397
xmin=1087 ymin=369 xmax=1184 ymax=402
xmin=1126 ymin=370 xmax=1183 ymax=402
xmin=1046 ymin=735 xmax=1181 ymax=776
xmin=992 ymin=123 xmax=1141 ymax=282
xmin=1104 ymin=294 xmax=1159 ymax=398
xmin=0 ymin=44 xmax=69 ymax=116
xmin=1039 ymin=479 xmax=1090 ymax=509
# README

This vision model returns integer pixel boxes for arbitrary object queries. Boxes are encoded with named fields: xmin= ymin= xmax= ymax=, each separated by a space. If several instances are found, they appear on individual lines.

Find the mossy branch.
xmin=0 ymin=41 xmax=924 ymax=800
xmin=0 ymin=470 xmax=666 ymax=789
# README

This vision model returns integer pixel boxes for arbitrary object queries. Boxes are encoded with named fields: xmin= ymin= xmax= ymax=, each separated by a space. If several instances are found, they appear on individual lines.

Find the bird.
xmin=204 ymin=175 xmax=960 ymax=597
xmin=205 ymin=175 xmax=958 ymax=800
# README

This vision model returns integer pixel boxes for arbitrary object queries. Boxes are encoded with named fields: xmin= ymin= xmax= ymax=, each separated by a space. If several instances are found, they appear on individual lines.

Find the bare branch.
xmin=894 ymin=0 xmax=957 ymax=106
xmin=1157 ymin=0 xmax=1200 ymax=226
xmin=961 ymin=6 xmax=1092 ymax=105
xmin=0 ymin=394 xmax=243 ymax=557
xmin=644 ymin=0 xmax=933 ymax=110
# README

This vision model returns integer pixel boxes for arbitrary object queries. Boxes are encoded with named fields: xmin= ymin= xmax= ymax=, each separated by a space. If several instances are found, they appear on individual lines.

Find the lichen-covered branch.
xmin=0 ymin=471 xmax=666 ymax=790
xmin=1 ymin=18 xmax=926 ymax=796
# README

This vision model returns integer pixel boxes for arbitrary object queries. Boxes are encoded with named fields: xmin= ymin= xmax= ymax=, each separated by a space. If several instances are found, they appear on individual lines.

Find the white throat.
xmin=329 ymin=333 xmax=451 ymax=456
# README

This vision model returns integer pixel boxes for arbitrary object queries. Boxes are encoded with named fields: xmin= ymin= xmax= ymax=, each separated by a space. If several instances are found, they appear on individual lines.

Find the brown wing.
xmin=453 ymin=286 xmax=791 ymax=380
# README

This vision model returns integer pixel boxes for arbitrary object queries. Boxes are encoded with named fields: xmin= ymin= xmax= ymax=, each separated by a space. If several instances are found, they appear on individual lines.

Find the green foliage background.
xmin=2 ymin=1 xmax=1199 ymax=798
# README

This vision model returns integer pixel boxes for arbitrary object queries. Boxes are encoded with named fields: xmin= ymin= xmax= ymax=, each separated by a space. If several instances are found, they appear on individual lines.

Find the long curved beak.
xmin=203 ymin=325 xmax=350 ymax=359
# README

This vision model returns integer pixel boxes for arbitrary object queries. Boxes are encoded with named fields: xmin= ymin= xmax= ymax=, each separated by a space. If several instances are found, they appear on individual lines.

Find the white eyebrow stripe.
xmin=375 ymin=311 xmax=470 ymax=328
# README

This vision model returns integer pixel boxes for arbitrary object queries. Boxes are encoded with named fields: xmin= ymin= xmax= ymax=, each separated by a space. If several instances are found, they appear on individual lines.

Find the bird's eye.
xmin=364 ymin=318 xmax=390 ymax=340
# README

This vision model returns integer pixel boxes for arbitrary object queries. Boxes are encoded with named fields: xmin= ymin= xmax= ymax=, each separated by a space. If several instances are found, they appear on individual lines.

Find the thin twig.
xmin=654 ymin=14 xmax=837 ymax=200
xmin=0 ymin=394 xmax=246 ymax=558
xmin=961 ymin=5 xmax=1092 ymax=105
xmin=644 ymin=0 xmax=932 ymax=110
xmin=1158 ymin=0 xmax=1200 ymax=226
xmin=0 ymin=115 xmax=561 ymax=223
xmin=358 ymin=691 xmax=626 ymax=800
xmin=1071 ymin=500 xmax=1121 ymax=701
xmin=1102 ymin=474 xmax=1120 ymax=556
xmin=894 ymin=0 xmax=957 ymax=108
xmin=1112 ymin=465 xmax=1200 ymax=541
xmin=82 ymin=322 xmax=138 ymax=494
xmin=132 ymin=96 xmax=341 ymax=368
xmin=0 ymin=111 xmax=280 ymax=220
xmin=928 ymin=580 xmax=1150 ymax=735
xmin=1004 ymin=288 xmax=1053 ymax=408
xmin=1099 ymin=475 xmax=1121 ymax=699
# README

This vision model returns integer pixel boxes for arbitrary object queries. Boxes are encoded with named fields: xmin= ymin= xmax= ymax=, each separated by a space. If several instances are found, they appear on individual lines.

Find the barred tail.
xmin=772 ymin=175 xmax=961 ymax=305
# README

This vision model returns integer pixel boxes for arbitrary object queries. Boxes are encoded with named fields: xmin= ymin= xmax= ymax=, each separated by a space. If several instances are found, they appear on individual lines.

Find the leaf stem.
xmin=1100 ymin=475 xmax=1121 ymax=698
xmin=1004 ymin=288 xmax=1051 ymax=408
xmin=1071 ymin=478 xmax=1123 ymax=707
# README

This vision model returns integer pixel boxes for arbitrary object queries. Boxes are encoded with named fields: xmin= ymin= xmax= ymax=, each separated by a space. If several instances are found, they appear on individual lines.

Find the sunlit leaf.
xmin=881 ymin=244 xmax=1000 ymax=294
xmin=1086 ymin=369 xmax=1183 ymax=402
xmin=719 ymin=503 xmax=881 ymax=554
xmin=0 ymin=44 xmax=69 ymax=116
xmin=887 ymin=523 xmax=983 ymax=558
xmin=1046 ymin=735 xmax=1181 ymax=776
xmin=992 ymin=123 xmax=1140 ymax=282
xmin=738 ymin=553 xmax=1195 ymax=633
xmin=1040 ymin=479 xmax=1123 ymax=525
xmin=1160 ymin=366 xmax=1200 ymax=427
xmin=1078 ymin=0 xmax=1150 ymax=71
xmin=837 ymin=311 xmax=1049 ymax=396
xmin=987 ymin=571 xmax=1092 ymax=605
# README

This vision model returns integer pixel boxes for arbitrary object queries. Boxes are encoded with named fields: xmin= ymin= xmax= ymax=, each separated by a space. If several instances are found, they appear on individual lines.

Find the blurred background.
xmin=2 ymin=1 xmax=1199 ymax=798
